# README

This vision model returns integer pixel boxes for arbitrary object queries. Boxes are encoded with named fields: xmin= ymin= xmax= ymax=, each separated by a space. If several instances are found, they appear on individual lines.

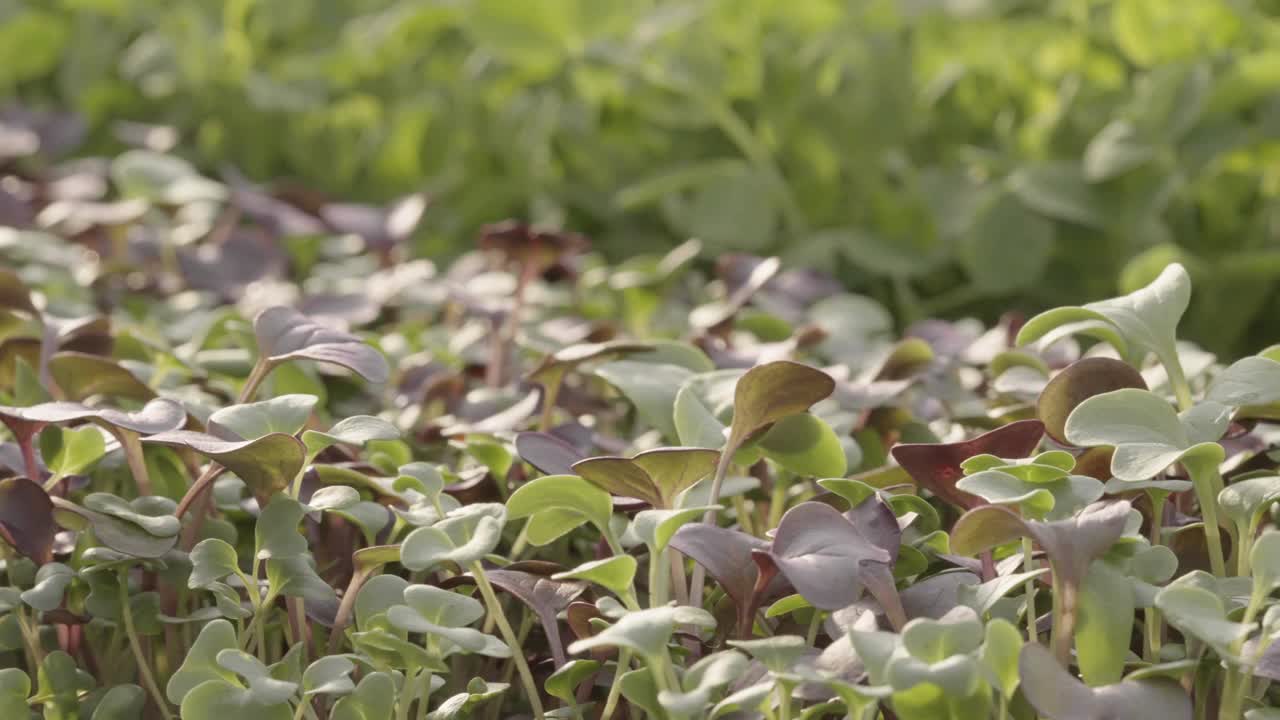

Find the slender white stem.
xmin=690 ymin=449 xmax=736 ymax=607
xmin=470 ymin=562 xmax=545 ymax=720
xmin=119 ymin=571 xmax=174 ymax=720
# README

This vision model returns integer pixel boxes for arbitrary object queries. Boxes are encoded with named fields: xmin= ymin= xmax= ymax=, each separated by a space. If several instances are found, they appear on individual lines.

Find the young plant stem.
xmin=175 ymin=464 xmax=227 ymax=520
xmin=1146 ymin=491 xmax=1168 ymax=661
xmin=1192 ymin=663 xmax=1212 ymax=720
xmin=980 ymin=551 xmax=996 ymax=582
xmin=1144 ymin=608 xmax=1163 ymax=663
xmin=647 ymin=653 xmax=676 ymax=696
xmin=768 ymin=470 xmax=790 ymax=530
xmin=776 ymin=680 xmax=794 ymax=720
xmin=1049 ymin=574 xmax=1078 ymax=668
xmin=328 ymin=564 xmax=381 ymax=654
xmin=101 ymin=626 xmax=125 ymax=684
xmin=1163 ymin=351 xmax=1194 ymax=413
xmin=1238 ymin=532 xmax=1252 ymax=580
xmin=1220 ymin=584 xmax=1268 ymax=720
xmin=489 ymin=613 xmax=534 ymax=720
xmin=485 ymin=327 xmax=507 ymax=390
xmin=691 ymin=449 xmax=736 ymax=607
xmin=159 ymin=594 xmax=181 ymax=685
xmin=1149 ymin=491 xmax=1166 ymax=547
xmin=537 ymin=377 xmax=562 ymax=432
xmin=668 ymin=550 xmax=690 ymax=606
xmin=687 ymin=563 xmax=708 ymax=610
xmin=599 ymin=650 xmax=632 ymax=720
xmin=241 ymin=599 xmax=273 ymax=657
xmin=286 ymin=596 xmax=308 ymax=664
xmin=649 ymin=548 xmax=668 ymax=608
xmin=172 ymin=363 xmax=265 ymax=539
xmin=118 ymin=571 xmax=174 ymax=720
xmin=16 ymin=607 xmax=43 ymax=670
xmin=240 ymin=561 xmax=273 ymax=659
xmin=416 ymin=669 xmax=434 ymax=720
xmin=602 ymin=528 xmax=626 ymax=558
xmin=14 ymin=428 xmax=41 ymax=483
xmin=289 ymin=464 xmax=309 ymax=500
xmin=176 ymin=464 xmax=228 ymax=555
xmin=1022 ymin=536 xmax=1037 ymax=641
xmin=1183 ymin=454 xmax=1227 ymax=578
xmin=862 ymin=564 xmax=908 ymax=632
xmin=509 ymin=522 xmax=531 ymax=559
xmin=701 ymin=449 xmax=735 ymax=525
xmin=805 ymin=610 xmax=823 ymax=646
xmin=1240 ymin=513 xmax=1265 ymax=577
xmin=239 ymin=358 xmax=275 ymax=404
xmin=733 ymin=495 xmax=755 ymax=537
xmin=1220 ymin=670 xmax=1246 ymax=720
xmin=622 ymin=590 xmax=644 ymax=613
xmin=397 ymin=667 xmax=420 ymax=720
xmin=469 ymin=561 xmax=545 ymax=720
xmin=487 ymin=259 xmax=539 ymax=388
xmin=115 ymin=430 xmax=153 ymax=497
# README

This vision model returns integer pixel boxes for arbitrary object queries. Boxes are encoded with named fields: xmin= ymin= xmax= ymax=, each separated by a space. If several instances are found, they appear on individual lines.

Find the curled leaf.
xmin=144 ymin=431 xmax=305 ymax=500
xmin=514 ymin=431 xmax=585 ymax=476
xmin=506 ymin=474 xmax=612 ymax=542
xmin=400 ymin=504 xmax=506 ymax=571
xmin=1206 ymin=356 xmax=1280 ymax=408
xmin=951 ymin=501 xmax=1132 ymax=587
xmin=595 ymin=360 xmax=695 ymax=441
xmin=1018 ymin=642 xmax=1190 ymax=720
xmin=444 ymin=565 xmax=587 ymax=667
xmin=553 ymin=555 xmax=637 ymax=599
xmin=726 ymin=360 xmax=835 ymax=450
xmin=253 ymin=306 xmax=389 ymax=383
xmin=1017 ymin=263 xmax=1191 ymax=373
xmin=527 ymin=340 xmax=653 ymax=385
xmin=763 ymin=502 xmax=891 ymax=611
xmin=209 ymin=395 xmax=317 ymax=441
xmin=10 ymin=398 xmax=186 ymax=435
xmin=891 ymin=419 xmax=1045 ymax=510
xmin=567 ymin=605 xmax=715 ymax=660
xmin=302 ymin=415 xmax=399 ymax=458
xmin=573 ymin=447 xmax=720 ymax=509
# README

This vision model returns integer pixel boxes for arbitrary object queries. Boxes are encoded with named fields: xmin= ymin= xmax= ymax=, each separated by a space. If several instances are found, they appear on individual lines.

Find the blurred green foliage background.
xmin=4 ymin=0 xmax=1280 ymax=355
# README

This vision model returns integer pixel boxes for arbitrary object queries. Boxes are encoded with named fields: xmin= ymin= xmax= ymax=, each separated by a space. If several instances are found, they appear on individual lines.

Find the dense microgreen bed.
xmin=6 ymin=170 xmax=1280 ymax=719
xmin=6 ymin=1 xmax=1280 ymax=356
